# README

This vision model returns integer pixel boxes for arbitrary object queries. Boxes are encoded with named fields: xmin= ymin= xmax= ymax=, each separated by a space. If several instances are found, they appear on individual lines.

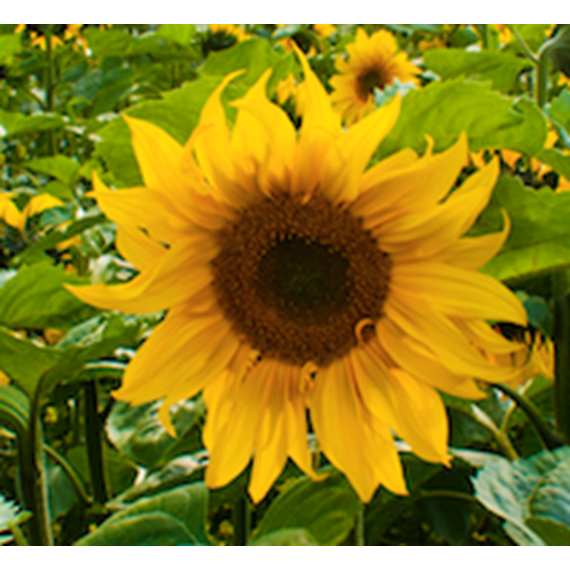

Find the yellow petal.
xmin=66 ymin=235 xmax=215 ymax=314
xmin=376 ymin=320 xmax=486 ymax=399
xmin=115 ymin=224 xmax=166 ymax=271
xmin=354 ymin=133 xmax=469 ymax=224
xmin=390 ymin=262 xmax=527 ymax=324
xmin=352 ymin=345 xmax=449 ymax=463
xmin=321 ymin=96 xmax=401 ymax=203
xmin=90 ymin=172 xmax=187 ymax=245
xmin=311 ymin=357 xmax=407 ymax=501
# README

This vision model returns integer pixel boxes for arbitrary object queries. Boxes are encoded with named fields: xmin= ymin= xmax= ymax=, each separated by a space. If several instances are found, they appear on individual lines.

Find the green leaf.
xmin=549 ymin=89 xmax=570 ymax=134
xmin=201 ymin=37 xmax=282 ymax=85
xmin=548 ymin=24 xmax=570 ymax=77
xmin=75 ymin=483 xmax=210 ymax=546
xmin=424 ymin=49 xmax=530 ymax=93
xmin=0 ymin=385 xmax=30 ymax=435
xmin=82 ymin=28 xmax=132 ymax=58
xmin=473 ymin=446 xmax=570 ymax=545
xmin=524 ymin=296 xmax=554 ymax=337
xmin=24 ymin=156 xmax=80 ymax=187
xmin=255 ymin=467 xmax=362 ymax=546
xmin=471 ymin=176 xmax=570 ymax=283
xmin=106 ymin=398 xmax=205 ymax=469
xmin=0 ymin=109 xmax=64 ymax=138
xmin=75 ymin=512 xmax=196 ymax=546
xmin=377 ymin=80 xmax=546 ymax=158
xmin=12 ymin=213 xmax=106 ymax=266
xmin=0 ymin=328 xmax=63 ymax=396
xmin=0 ymin=262 xmax=94 ymax=330
xmin=536 ymin=147 xmax=570 ymax=180
xmin=0 ymin=34 xmax=21 ymax=64
xmin=249 ymin=528 xmax=319 ymax=546
xmin=156 ymin=24 xmax=196 ymax=45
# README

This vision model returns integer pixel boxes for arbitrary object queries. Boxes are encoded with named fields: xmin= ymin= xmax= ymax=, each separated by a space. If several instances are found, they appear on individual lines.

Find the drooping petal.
xmin=66 ymin=234 xmax=216 ymax=314
xmin=350 ymin=345 xmax=449 ymax=464
xmin=385 ymin=294 xmax=525 ymax=382
xmin=390 ymin=261 xmax=527 ymax=324
xmin=90 ymin=172 xmax=188 ymax=245
xmin=117 ymin=309 xmax=239 ymax=413
xmin=311 ymin=356 xmax=407 ymax=501
xmin=115 ymin=224 xmax=166 ymax=271
xmin=376 ymin=320 xmax=486 ymax=399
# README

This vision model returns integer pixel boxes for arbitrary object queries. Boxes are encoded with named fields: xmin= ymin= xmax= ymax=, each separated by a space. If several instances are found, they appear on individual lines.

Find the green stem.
xmin=233 ymin=496 xmax=251 ymax=546
xmin=84 ymin=380 xmax=109 ymax=505
xmin=554 ymin=293 xmax=570 ymax=444
xmin=470 ymin=405 xmax=519 ymax=461
xmin=494 ymin=383 xmax=564 ymax=450
xmin=507 ymin=25 xmax=538 ymax=64
xmin=17 ymin=387 xmax=53 ymax=546
xmin=43 ymin=444 xmax=93 ymax=505
xmin=480 ymin=25 xmax=489 ymax=50
xmin=44 ymin=26 xmax=57 ymax=155
xmin=410 ymin=490 xmax=478 ymax=505
xmin=535 ymin=37 xmax=556 ymax=109
xmin=354 ymin=507 xmax=365 ymax=546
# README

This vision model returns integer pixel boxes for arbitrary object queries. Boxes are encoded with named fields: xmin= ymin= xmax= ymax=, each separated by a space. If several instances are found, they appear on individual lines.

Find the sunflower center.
xmin=257 ymin=238 xmax=350 ymax=325
xmin=211 ymin=193 xmax=391 ymax=366
xmin=357 ymin=69 xmax=385 ymax=101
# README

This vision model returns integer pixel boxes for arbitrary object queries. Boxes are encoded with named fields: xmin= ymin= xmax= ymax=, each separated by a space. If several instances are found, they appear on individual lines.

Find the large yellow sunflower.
xmin=68 ymin=50 xmax=527 ymax=503
xmin=331 ymin=28 xmax=422 ymax=125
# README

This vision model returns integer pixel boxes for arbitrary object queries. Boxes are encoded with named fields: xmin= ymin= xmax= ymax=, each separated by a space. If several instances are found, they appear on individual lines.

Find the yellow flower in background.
xmin=485 ymin=329 xmax=554 ymax=388
xmin=68 ymin=50 xmax=527 ymax=503
xmin=275 ymin=73 xmax=305 ymax=116
xmin=204 ymin=24 xmax=249 ymax=53
xmin=14 ymin=24 xmax=63 ymax=50
xmin=0 ymin=192 xmax=63 ymax=232
xmin=331 ymin=28 xmax=422 ymax=125
xmin=312 ymin=24 xmax=336 ymax=39
xmin=0 ymin=370 xmax=9 ymax=387
xmin=493 ymin=24 xmax=513 ymax=45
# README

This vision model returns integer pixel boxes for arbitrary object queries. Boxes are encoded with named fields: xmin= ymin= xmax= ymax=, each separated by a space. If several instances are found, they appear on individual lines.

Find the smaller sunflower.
xmin=203 ymin=24 xmax=249 ymax=54
xmin=331 ymin=28 xmax=421 ymax=125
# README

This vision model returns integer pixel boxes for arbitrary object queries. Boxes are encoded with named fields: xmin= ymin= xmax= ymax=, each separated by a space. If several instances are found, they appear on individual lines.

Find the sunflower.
xmin=68 ymin=50 xmax=527 ymax=503
xmin=331 ymin=28 xmax=422 ymax=125
xmin=203 ymin=24 xmax=249 ymax=54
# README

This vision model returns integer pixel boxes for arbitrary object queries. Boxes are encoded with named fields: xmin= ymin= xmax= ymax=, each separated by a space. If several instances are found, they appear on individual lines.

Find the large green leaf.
xmin=0 ymin=34 xmax=21 ymax=64
xmin=471 ymin=175 xmax=570 ymax=283
xmin=424 ymin=49 xmax=530 ymax=93
xmin=106 ymin=398 xmax=205 ymax=469
xmin=549 ymin=89 xmax=570 ymax=134
xmin=24 ymin=156 xmax=81 ymax=187
xmin=473 ymin=446 xmax=570 ymax=545
xmin=0 ymin=109 xmax=64 ymax=138
xmin=0 ymin=328 xmax=63 ymax=396
xmin=377 ymin=79 xmax=546 ymax=158
xmin=255 ymin=468 xmax=362 ymax=546
xmin=75 ymin=483 xmax=210 ymax=546
xmin=0 ymin=384 xmax=30 ymax=436
xmin=0 ymin=262 xmax=94 ymax=330
xmin=249 ymin=528 xmax=319 ymax=546
xmin=82 ymin=28 xmax=132 ymax=58
xmin=536 ymin=147 xmax=570 ymax=180
xmin=156 ymin=24 xmax=196 ymax=45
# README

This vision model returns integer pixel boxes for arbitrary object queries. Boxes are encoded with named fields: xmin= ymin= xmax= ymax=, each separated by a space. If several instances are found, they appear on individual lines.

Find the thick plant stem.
xmin=84 ymin=380 xmax=109 ymax=505
xmin=554 ymin=293 xmax=570 ymax=444
xmin=18 ymin=388 xmax=53 ymax=546
xmin=233 ymin=496 xmax=251 ymax=546
xmin=535 ymin=37 xmax=556 ymax=109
